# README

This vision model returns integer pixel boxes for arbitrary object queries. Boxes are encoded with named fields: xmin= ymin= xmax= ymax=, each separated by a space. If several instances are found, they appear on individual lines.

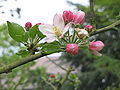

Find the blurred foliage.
xmin=58 ymin=0 xmax=120 ymax=90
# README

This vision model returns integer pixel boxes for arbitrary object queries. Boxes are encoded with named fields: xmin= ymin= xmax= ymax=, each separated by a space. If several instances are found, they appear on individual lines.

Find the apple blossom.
xmin=89 ymin=41 xmax=105 ymax=56
xmin=85 ymin=25 xmax=93 ymax=31
xmin=65 ymin=44 xmax=79 ymax=55
xmin=73 ymin=11 xmax=85 ymax=25
xmin=39 ymin=14 xmax=70 ymax=43
xmin=62 ymin=10 xmax=73 ymax=23
xmin=75 ymin=28 xmax=89 ymax=39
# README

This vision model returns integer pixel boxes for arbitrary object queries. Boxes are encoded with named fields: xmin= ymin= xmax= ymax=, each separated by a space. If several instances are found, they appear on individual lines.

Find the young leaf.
xmin=29 ymin=25 xmax=45 ymax=39
xmin=41 ymin=41 xmax=62 ymax=54
xmin=7 ymin=21 xmax=25 ymax=42
xmin=29 ymin=25 xmax=38 ymax=39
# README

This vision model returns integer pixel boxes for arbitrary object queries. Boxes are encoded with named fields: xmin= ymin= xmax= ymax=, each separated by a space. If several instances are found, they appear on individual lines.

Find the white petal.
xmin=62 ymin=23 xmax=70 ymax=35
xmin=92 ymin=51 xmax=102 ymax=56
xmin=46 ymin=37 xmax=57 ymax=43
xmin=39 ymin=24 xmax=54 ymax=37
xmin=53 ymin=14 xmax=64 ymax=29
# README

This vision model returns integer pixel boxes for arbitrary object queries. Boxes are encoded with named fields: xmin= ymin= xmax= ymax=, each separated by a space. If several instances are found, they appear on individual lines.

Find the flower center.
xmin=52 ymin=26 xmax=62 ymax=37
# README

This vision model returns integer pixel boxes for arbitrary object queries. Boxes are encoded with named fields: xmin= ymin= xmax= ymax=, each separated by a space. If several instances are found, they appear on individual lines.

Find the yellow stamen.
xmin=52 ymin=26 xmax=62 ymax=37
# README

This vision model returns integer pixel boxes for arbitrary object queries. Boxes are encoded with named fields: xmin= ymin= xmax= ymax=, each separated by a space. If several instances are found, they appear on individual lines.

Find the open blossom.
xmin=62 ymin=10 xmax=73 ymax=23
xmin=73 ymin=10 xmax=85 ymax=25
xmin=75 ymin=28 xmax=89 ymax=39
xmin=85 ymin=25 xmax=93 ymax=31
xmin=89 ymin=41 xmax=105 ymax=56
xmin=39 ymin=14 xmax=70 ymax=43
xmin=66 ymin=44 xmax=79 ymax=55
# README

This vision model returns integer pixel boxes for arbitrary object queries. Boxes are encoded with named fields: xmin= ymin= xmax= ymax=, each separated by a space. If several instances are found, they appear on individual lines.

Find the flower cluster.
xmin=38 ymin=10 xmax=105 ymax=56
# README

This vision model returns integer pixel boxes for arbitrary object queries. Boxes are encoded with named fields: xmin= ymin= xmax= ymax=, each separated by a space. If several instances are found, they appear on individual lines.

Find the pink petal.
xmin=62 ymin=23 xmax=70 ymax=35
xmin=45 ymin=37 xmax=57 ymax=43
xmin=92 ymin=51 xmax=102 ymax=56
xmin=39 ymin=24 xmax=54 ymax=37
xmin=53 ymin=13 xmax=64 ymax=29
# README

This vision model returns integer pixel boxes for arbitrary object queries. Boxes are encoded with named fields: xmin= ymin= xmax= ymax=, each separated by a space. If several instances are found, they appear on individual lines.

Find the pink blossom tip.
xmin=89 ymin=41 xmax=105 ymax=56
xmin=66 ymin=44 xmax=79 ymax=55
xmin=62 ymin=10 xmax=73 ymax=23
xmin=25 ymin=22 xmax=32 ymax=28
xmin=85 ymin=25 xmax=93 ymax=31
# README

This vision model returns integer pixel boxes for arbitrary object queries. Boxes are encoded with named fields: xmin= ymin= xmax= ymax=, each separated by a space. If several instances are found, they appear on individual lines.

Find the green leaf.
xmin=29 ymin=25 xmax=38 ymax=39
xmin=116 ymin=15 xmax=120 ymax=20
xmin=41 ymin=41 xmax=62 ymax=54
xmin=29 ymin=25 xmax=45 ymax=39
xmin=7 ymin=21 xmax=25 ymax=42
xmin=37 ymin=28 xmax=46 ymax=39
xmin=16 ymin=50 xmax=30 ymax=57
xmin=22 ymin=32 xmax=29 ymax=42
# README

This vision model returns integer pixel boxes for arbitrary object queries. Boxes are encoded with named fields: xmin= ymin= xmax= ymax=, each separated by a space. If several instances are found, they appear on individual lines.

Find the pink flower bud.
xmin=62 ymin=10 xmax=73 ymax=23
xmin=25 ymin=22 xmax=32 ymax=28
xmin=85 ymin=25 xmax=93 ymax=31
xmin=49 ymin=74 xmax=55 ymax=78
xmin=66 ymin=44 xmax=79 ymax=55
xmin=73 ymin=11 xmax=85 ymax=25
xmin=89 ymin=41 xmax=105 ymax=56
xmin=36 ymin=23 xmax=44 ymax=25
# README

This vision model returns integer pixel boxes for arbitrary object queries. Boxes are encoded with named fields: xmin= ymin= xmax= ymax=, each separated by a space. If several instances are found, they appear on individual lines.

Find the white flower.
xmin=75 ymin=28 xmax=89 ymax=39
xmin=39 ymin=14 xmax=70 ymax=43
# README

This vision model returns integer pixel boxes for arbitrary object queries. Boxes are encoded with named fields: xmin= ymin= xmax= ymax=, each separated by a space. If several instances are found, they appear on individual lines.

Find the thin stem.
xmin=62 ymin=38 xmax=68 ymax=43
xmin=72 ymin=30 xmax=76 ymax=43
xmin=55 ymin=66 xmax=73 ymax=90
xmin=12 ymin=75 xmax=23 ymax=90
xmin=46 ymin=56 xmax=67 ymax=71
xmin=42 ymin=78 xmax=56 ymax=89
xmin=67 ymin=31 xmax=70 ymax=43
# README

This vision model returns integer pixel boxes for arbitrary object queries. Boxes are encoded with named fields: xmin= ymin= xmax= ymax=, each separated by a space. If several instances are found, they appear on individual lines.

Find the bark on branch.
xmin=0 ymin=52 xmax=48 ymax=74
xmin=90 ymin=20 xmax=120 ymax=36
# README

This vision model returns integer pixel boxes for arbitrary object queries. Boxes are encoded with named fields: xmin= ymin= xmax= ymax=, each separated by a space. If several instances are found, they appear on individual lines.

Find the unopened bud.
xmin=89 ymin=41 xmax=105 ymax=56
xmin=66 ymin=44 xmax=79 ymax=55
xmin=75 ymin=28 xmax=89 ymax=39
xmin=85 ymin=25 xmax=93 ymax=31
xmin=49 ymin=74 xmax=55 ymax=78
xmin=25 ymin=22 xmax=32 ymax=31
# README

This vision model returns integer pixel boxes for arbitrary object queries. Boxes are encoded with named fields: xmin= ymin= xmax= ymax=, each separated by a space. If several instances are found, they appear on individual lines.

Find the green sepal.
xmin=16 ymin=50 xmax=30 ymax=57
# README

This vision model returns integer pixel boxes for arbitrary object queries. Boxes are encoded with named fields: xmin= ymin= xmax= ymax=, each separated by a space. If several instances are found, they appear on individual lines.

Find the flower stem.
xmin=72 ymin=30 xmax=76 ymax=43
xmin=67 ymin=31 xmax=71 ymax=43
xmin=54 ymin=66 xmax=73 ymax=90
